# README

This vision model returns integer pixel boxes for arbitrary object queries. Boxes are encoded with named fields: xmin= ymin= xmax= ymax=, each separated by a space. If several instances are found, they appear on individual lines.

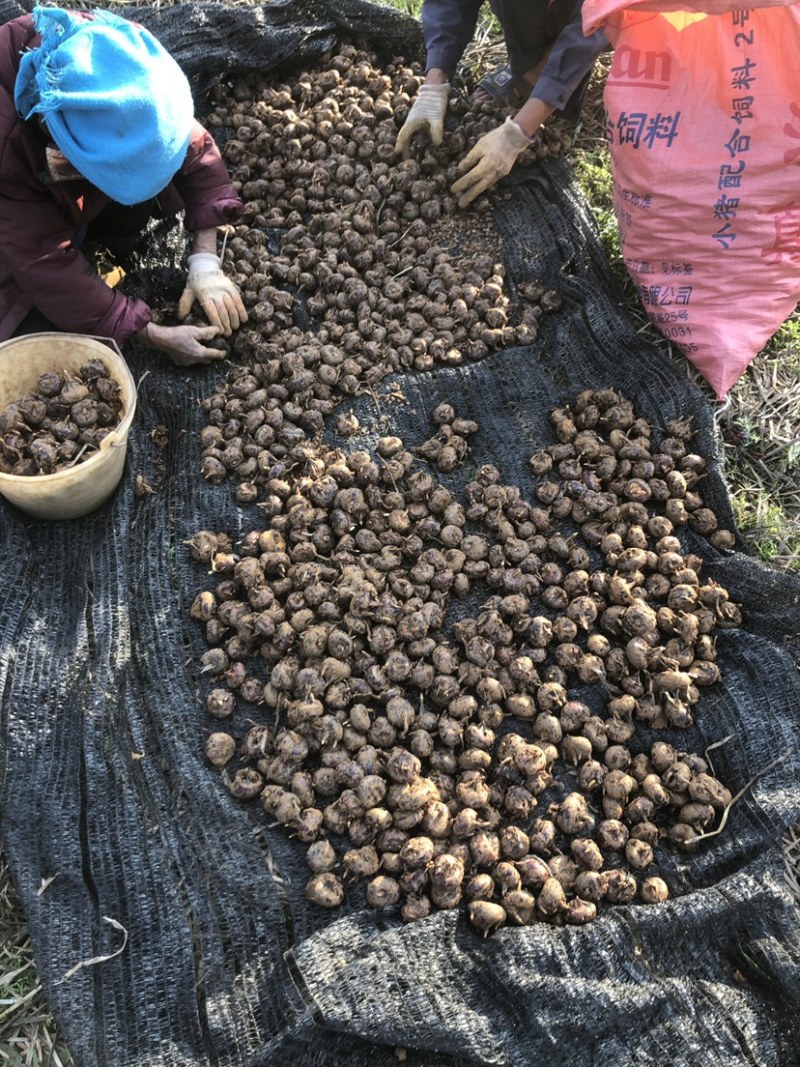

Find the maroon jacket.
xmin=0 ymin=14 xmax=243 ymax=343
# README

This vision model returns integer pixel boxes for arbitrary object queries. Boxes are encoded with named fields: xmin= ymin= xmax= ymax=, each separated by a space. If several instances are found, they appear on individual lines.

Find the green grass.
xmin=0 ymin=853 xmax=71 ymax=1067
xmin=383 ymin=0 xmax=423 ymax=15
xmin=571 ymin=153 xmax=631 ymax=301
xmin=768 ymin=309 xmax=800 ymax=359
xmin=732 ymin=499 xmax=786 ymax=564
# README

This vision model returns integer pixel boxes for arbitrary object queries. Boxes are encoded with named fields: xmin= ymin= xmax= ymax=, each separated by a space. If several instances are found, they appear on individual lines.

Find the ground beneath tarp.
xmin=1 ymin=3 xmax=800 ymax=1065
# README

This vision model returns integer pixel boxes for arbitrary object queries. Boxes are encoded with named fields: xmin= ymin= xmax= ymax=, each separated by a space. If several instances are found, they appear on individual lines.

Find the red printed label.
xmin=607 ymin=46 xmax=672 ymax=89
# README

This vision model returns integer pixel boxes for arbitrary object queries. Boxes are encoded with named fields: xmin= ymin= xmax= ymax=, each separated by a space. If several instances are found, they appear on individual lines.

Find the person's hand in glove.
xmin=451 ymin=116 xmax=534 ymax=208
xmin=395 ymin=81 xmax=450 ymax=158
xmin=177 ymin=252 xmax=248 ymax=336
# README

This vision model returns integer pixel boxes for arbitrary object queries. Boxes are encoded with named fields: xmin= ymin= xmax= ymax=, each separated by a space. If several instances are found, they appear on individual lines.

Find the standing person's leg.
xmin=478 ymin=0 xmax=598 ymax=117
xmin=492 ymin=0 xmax=553 ymax=80
xmin=478 ymin=0 xmax=553 ymax=106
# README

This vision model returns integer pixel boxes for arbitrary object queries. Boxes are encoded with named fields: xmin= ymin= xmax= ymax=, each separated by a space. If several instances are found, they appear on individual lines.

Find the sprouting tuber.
xmin=192 ymin=46 xmax=567 ymax=496
xmin=0 ymin=361 xmax=123 ymax=475
xmin=187 ymin=385 xmax=739 ymax=934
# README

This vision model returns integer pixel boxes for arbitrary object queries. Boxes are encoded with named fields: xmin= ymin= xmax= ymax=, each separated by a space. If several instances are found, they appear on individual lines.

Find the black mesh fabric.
xmin=1 ymin=4 xmax=799 ymax=1066
xmin=0 ymin=0 xmax=425 ymax=89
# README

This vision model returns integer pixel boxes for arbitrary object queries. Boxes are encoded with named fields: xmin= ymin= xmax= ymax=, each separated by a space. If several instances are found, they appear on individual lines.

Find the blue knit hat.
xmin=15 ymin=7 xmax=194 ymax=205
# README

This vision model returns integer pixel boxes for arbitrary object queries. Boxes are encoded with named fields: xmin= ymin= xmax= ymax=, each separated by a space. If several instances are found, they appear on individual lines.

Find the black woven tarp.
xmin=0 ymin=0 xmax=425 ymax=84
xmin=1 ymin=3 xmax=800 ymax=1065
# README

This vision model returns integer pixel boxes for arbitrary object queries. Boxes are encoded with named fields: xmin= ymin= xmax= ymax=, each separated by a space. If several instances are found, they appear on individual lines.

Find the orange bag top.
xmin=584 ymin=0 xmax=798 ymax=35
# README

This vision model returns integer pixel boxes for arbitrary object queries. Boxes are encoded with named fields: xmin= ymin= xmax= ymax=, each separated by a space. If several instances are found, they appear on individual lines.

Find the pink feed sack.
xmin=582 ymin=0 xmax=800 ymax=398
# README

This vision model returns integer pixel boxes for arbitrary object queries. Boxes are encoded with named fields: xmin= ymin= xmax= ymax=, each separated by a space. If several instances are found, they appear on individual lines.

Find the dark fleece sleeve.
xmin=0 ymin=192 xmax=152 ymax=343
xmin=531 ymin=3 xmax=609 ymax=111
xmin=172 ymin=120 xmax=243 ymax=233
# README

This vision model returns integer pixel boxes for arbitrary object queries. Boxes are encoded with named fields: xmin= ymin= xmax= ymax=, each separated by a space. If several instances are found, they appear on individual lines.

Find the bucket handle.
xmin=86 ymin=336 xmax=131 ymax=453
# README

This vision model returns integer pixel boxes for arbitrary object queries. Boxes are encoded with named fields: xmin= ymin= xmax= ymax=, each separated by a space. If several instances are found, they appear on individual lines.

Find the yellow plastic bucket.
xmin=0 ymin=333 xmax=137 ymax=520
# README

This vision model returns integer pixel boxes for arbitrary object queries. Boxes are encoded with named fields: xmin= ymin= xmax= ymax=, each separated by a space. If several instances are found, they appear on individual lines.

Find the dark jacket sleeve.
xmin=171 ymin=120 xmax=243 ymax=233
xmin=0 ymin=13 xmax=152 ymax=342
xmin=532 ymin=6 xmax=609 ymax=111
xmin=0 ymin=191 xmax=152 ymax=343
xmin=422 ymin=0 xmax=484 ymax=77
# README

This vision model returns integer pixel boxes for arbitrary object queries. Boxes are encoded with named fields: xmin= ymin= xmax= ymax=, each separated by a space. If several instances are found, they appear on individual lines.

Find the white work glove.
xmin=395 ymin=82 xmax=450 ymax=158
xmin=451 ymin=116 xmax=533 ymax=208
xmin=177 ymin=252 xmax=248 ymax=336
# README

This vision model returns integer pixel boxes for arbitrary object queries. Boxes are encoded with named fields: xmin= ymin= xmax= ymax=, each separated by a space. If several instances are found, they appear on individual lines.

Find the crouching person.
xmin=0 ymin=6 xmax=247 ymax=365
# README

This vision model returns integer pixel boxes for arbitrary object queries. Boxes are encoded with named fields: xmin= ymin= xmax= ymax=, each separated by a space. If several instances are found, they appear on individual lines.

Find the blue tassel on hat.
xmin=15 ymin=7 xmax=194 ymax=205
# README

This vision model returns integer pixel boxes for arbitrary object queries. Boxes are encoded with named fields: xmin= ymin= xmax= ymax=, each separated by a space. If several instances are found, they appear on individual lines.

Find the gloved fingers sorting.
xmin=177 ymin=252 xmax=248 ymax=337
xmin=451 ymin=117 xmax=533 ymax=207
xmin=395 ymin=82 xmax=450 ymax=158
xmin=176 ymin=287 xmax=196 ymax=321
xmin=451 ymin=165 xmax=498 ymax=208
xmin=198 ymin=287 xmax=245 ymax=337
